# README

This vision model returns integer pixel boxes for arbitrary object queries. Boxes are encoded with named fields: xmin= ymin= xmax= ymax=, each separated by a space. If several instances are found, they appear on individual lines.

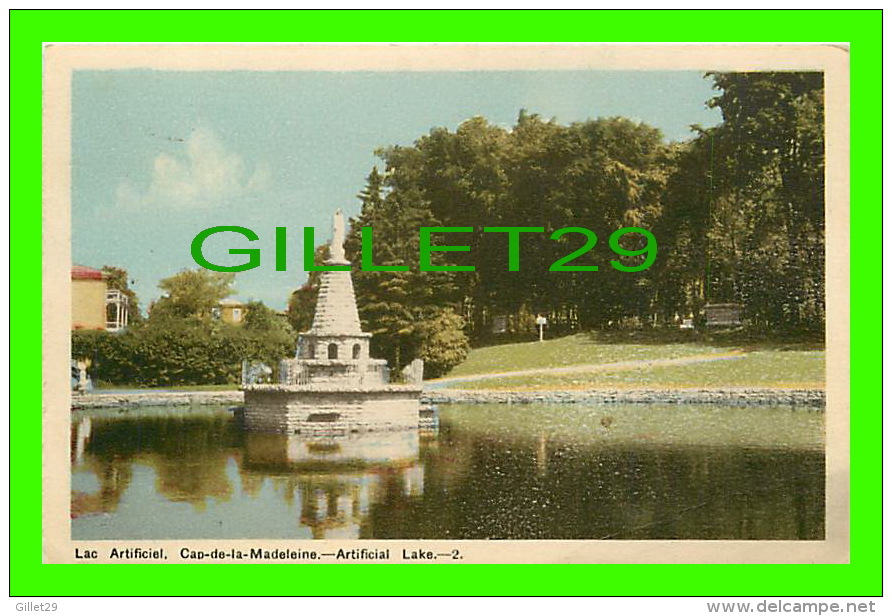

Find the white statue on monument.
xmin=330 ymin=208 xmax=347 ymax=262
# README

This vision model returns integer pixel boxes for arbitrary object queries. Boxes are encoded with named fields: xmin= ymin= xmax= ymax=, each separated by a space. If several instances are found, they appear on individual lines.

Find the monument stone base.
xmin=243 ymin=385 xmax=424 ymax=434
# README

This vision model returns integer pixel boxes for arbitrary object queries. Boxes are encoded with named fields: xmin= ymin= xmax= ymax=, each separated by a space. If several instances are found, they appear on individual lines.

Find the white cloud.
xmin=116 ymin=127 xmax=269 ymax=209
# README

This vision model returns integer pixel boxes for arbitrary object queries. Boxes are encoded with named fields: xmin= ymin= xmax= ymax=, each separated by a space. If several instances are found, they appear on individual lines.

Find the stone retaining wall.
xmin=71 ymin=387 xmax=825 ymax=410
xmin=423 ymin=388 xmax=825 ymax=407
xmin=71 ymin=391 xmax=243 ymax=410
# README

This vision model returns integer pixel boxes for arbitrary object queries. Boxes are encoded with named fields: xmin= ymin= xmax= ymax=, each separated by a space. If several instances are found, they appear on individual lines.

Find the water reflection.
xmin=71 ymin=404 xmax=824 ymax=540
xmin=240 ymin=431 xmax=423 ymax=538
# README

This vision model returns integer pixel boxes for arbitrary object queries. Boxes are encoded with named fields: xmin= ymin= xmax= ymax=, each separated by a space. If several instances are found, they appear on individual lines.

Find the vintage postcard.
xmin=43 ymin=43 xmax=849 ymax=564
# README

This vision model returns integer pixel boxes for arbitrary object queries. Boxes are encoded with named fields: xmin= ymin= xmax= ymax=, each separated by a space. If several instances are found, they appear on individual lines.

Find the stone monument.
xmin=242 ymin=210 xmax=424 ymax=434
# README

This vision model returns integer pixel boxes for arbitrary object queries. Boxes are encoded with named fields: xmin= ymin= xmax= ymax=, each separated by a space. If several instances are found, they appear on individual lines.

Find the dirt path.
xmin=425 ymin=351 xmax=746 ymax=388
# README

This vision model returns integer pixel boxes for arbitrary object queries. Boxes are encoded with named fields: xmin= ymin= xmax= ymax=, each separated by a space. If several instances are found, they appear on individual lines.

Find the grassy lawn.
xmin=448 ymin=351 xmax=825 ymax=390
xmin=441 ymin=333 xmax=825 ymax=390
xmin=446 ymin=333 xmax=725 ymax=376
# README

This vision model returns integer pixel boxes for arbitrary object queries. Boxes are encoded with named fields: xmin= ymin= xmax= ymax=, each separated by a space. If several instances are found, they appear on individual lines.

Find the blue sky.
xmin=72 ymin=70 xmax=721 ymax=311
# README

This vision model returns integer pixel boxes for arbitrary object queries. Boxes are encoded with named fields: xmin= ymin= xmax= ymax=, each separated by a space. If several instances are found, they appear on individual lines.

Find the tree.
xmin=149 ymin=269 xmax=236 ymax=321
xmin=705 ymin=72 xmax=825 ymax=332
xmin=74 ymin=298 xmax=297 ymax=388
xmin=286 ymin=282 xmax=319 ymax=334
xmin=414 ymin=309 xmax=469 ymax=378
xmin=239 ymin=300 xmax=297 ymax=370
xmin=357 ymin=166 xmax=386 ymax=214
xmin=365 ymin=112 xmax=669 ymax=337
xmin=650 ymin=72 xmax=825 ymax=334
xmin=285 ymin=244 xmax=327 ymax=333
xmin=244 ymin=299 xmax=296 ymax=350
xmin=339 ymin=79 xmax=825 ymax=351
xmin=242 ymin=300 xmax=290 ymax=334
xmin=346 ymin=168 xmax=462 ymax=370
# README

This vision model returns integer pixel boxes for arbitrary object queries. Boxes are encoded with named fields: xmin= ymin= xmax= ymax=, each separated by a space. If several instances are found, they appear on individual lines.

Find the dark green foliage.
xmin=286 ymin=283 xmax=318 ymax=334
xmin=352 ymin=112 xmax=671 ymax=346
xmin=242 ymin=300 xmax=293 ymax=337
xmin=654 ymin=72 xmax=825 ymax=333
xmin=73 ymin=302 xmax=295 ymax=388
xmin=345 ymin=168 xmax=466 ymax=373
xmin=285 ymin=245 xmax=326 ymax=334
xmin=346 ymin=73 xmax=825 ymax=355
xmin=414 ymin=309 xmax=470 ymax=378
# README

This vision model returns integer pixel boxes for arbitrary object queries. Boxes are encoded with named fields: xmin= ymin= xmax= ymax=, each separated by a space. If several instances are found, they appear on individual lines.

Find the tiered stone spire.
xmin=308 ymin=269 xmax=363 ymax=335
xmin=308 ymin=209 xmax=363 ymax=336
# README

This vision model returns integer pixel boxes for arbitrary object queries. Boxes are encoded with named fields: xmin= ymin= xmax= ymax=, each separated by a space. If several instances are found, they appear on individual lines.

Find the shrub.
xmin=71 ymin=318 xmax=295 ymax=388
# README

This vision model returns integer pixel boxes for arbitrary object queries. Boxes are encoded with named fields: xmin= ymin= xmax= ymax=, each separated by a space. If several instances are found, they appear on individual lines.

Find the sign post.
xmin=536 ymin=315 xmax=547 ymax=342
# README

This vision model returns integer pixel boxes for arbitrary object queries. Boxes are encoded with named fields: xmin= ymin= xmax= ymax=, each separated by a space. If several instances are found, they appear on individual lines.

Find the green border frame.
xmin=12 ymin=9 xmax=881 ymax=597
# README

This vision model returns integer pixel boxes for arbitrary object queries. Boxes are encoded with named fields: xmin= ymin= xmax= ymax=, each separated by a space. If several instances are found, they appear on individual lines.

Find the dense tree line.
xmin=656 ymin=72 xmax=825 ymax=331
xmin=315 ymin=72 xmax=824 ymax=375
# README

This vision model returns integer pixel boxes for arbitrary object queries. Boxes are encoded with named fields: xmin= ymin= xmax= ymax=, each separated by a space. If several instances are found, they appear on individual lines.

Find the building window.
xmin=352 ymin=344 xmax=361 ymax=359
xmin=232 ymin=308 xmax=242 ymax=322
xmin=328 ymin=343 xmax=338 ymax=359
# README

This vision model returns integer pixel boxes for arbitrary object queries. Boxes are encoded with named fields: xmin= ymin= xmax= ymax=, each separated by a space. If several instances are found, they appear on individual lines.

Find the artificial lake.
xmin=71 ymin=402 xmax=824 ymax=541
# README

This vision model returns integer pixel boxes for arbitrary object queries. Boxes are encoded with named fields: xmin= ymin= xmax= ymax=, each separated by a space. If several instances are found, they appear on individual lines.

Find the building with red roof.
xmin=72 ymin=265 xmax=129 ymax=331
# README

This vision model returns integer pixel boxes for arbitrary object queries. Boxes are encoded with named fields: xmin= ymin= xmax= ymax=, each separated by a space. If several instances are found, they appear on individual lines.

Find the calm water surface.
xmin=71 ymin=403 xmax=824 ymax=540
